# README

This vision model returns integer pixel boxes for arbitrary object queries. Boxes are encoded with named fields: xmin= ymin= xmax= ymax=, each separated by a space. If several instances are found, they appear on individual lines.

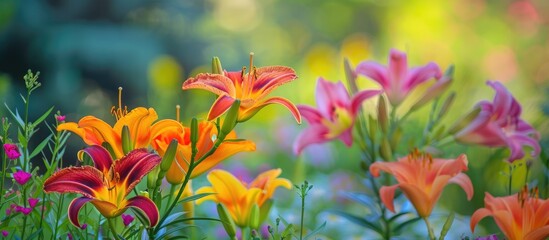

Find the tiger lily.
xmin=195 ymin=169 xmax=291 ymax=227
xmin=454 ymin=81 xmax=540 ymax=162
xmin=182 ymin=54 xmax=301 ymax=123
xmin=356 ymin=49 xmax=442 ymax=106
xmin=44 ymin=146 xmax=161 ymax=228
xmin=58 ymin=107 xmax=158 ymax=159
xmin=369 ymin=150 xmax=473 ymax=217
xmin=471 ymin=187 xmax=549 ymax=240
xmin=293 ymin=77 xmax=381 ymax=155
xmin=150 ymin=120 xmax=255 ymax=184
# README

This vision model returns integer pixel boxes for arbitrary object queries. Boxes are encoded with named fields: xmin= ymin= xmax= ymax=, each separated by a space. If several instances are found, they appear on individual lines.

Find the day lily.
xmin=369 ymin=151 xmax=473 ymax=217
xmin=150 ymin=120 xmax=256 ymax=184
xmin=454 ymin=81 xmax=540 ymax=162
xmin=356 ymin=49 xmax=442 ymax=106
xmin=471 ymin=187 xmax=549 ymax=240
xmin=182 ymin=54 xmax=301 ymax=123
xmin=3 ymin=143 xmax=20 ymax=160
xmin=195 ymin=169 xmax=291 ymax=227
xmin=13 ymin=170 xmax=32 ymax=185
xmin=58 ymin=107 xmax=157 ymax=159
xmin=293 ymin=77 xmax=380 ymax=155
xmin=44 ymin=146 xmax=161 ymax=228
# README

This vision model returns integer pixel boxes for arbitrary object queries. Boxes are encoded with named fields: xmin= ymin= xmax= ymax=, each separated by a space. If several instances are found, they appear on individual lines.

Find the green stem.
xmin=240 ymin=227 xmax=248 ymax=240
xmin=299 ymin=191 xmax=305 ymax=240
xmin=53 ymin=194 xmax=65 ymax=239
xmin=108 ymin=218 xmax=122 ymax=240
xmin=423 ymin=217 xmax=436 ymax=240
xmin=508 ymin=165 xmax=513 ymax=195
xmin=38 ymin=190 xmax=47 ymax=240
xmin=153 ymin=137 xmax=225 ymax=235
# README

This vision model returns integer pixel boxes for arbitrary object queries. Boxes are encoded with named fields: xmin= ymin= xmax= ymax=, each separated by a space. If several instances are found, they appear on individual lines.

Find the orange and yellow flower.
xmin=471 ymin=187 xmax=549 ymax=240
xmin=195 ymin=169 xmax=291 ymax=227
xmin=369 ymin=151 xmax=473 ymax=217
xmin=58 ymin=107 xmax=154 ymax=159
xmin=150 ymin=120 xmax=256 ymax=184
xmin=182 ymin=54 xmax=301 ymax=123
xmin=44 ymin=146 xmax=161 ymax=228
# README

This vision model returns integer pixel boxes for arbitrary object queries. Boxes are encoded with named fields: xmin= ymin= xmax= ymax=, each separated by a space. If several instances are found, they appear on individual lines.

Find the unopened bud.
xmin=344 ymin=58 xmax=359 ymax=94
xmin=190 ymin=118 xmax=199 ymax=150
xmin=160 ymin=139 xmax=178 ymax=172
xmin=377 ymin=96 xmax=389 ymax=134
xmin=379 ymin=137 xmax=392 ymax=161
xmin=368 ymin=115 xmax=377 ymax=141
xmin=448 ymin=107 xmax=481 ymax=135
xmin=217 ymin=203 xmax=237 ymax=237
xmin=249 ymin=203 xmax=260 ymax=229
xmin=440 ymin=212 xmax=455 ymax=239
xmin=410 ymin=65 xmax=454 ymax=112
xmin=221 ymin=100 xmax=240 ymax=136
xmin=212 ymin=57 xmax=223 ymax=74
xmin=437 ymin=92 xmax=455 ymax=120
xmin=121 ymin=125 xmax=132 ymax=155
xmin=147 ymin=166 xmax=159 ymax=190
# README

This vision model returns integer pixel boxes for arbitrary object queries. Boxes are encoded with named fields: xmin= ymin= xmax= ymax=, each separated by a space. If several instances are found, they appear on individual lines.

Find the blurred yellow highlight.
xmin=149 ymin=55 xmax=183 ymax=91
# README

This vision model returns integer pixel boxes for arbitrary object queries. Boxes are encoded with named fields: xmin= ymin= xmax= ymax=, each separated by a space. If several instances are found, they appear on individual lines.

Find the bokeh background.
xmin=1 ymin=0 xmax=549 ymax=239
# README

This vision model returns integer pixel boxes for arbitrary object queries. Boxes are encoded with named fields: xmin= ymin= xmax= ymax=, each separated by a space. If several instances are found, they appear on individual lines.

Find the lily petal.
xmin=78 ymin=145 xmax=114 ymax=173
xmin=525 ymin=226 xmax=549 ymax=240
xmin=68 ymin=197 xmax=93 ymax=228
xmin=379 ymin=185 xmax=399 ymax=213
xmin=252 ymin=66 xmax=297 ymax=97
xmin=126 ymin=196 xmax=160 ymax=227
xmin=297 ymin=105 xmax=324 ymax=124
xmin=208 ymin=95 xmax=236 ymax=121
xmin=240 ymin=97 xmax=301 ymax=123
xmin=206 ymin=170 xmax=248 ymax=205
xmin=89 ymin=199 xmax=121 ymax=218
xmin=404 ymin=62 xmax=441 ymax=92
xmin=113 ymin=107 xmax=158 ymax=149
xmin=292 ymin=125 xmax=329 ymax=155
xmin=355 ymin=61 xmax=389 ymax=89
xmin=315 ymin=78 xmax=350 ymax=119
xmin=115 ymin=149 xmax=162 ymax=195
xmin=58 ymin=117 xmax=122 ymax=157
xmin=448 ymin=173 xmax=474 ymax=200
xmin=350 ymin=89 xmax=382 ymax=115
xmin=183 ymin=73 xmax=236 ymax=96
xmin=191 ymin=139 xmax=256 ymax=178
xmin=399 ymin=183 xmax=433 ymax=217
xmin=470 ymin=207 xmax=492 ymax=232
xmin=44 ymin=166 xmax=103 ymax=198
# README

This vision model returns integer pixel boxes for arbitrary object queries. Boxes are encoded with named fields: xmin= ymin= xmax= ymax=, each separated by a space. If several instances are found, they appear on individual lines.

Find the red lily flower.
xmin=182 ymin=54 xmax=301 ymax=123
xmin=44 ymin=146 xmax=161 ymax=228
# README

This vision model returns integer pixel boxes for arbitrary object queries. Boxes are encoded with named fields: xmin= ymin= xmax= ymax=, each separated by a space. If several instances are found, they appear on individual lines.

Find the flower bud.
xmin=377 ymin=95 xmax=389 ymax=134
xmin=379 ymin=137 xmax=392 ymax=161
xmin=217 ymin=203 xmax=237 ymax=237
xmin=368 ymin=115 xmax=377 ymax=141
xmin=440 ymin=212 xmax=455 ymax=239
xmin=437 ymin=92 xmax=455 ymax=120
xmin=448 ymin=106 xmax=481 ymax=135
xmin=410 ymin=65 xmax=454 ymax=112
xmin=344 ymin=58 xmax=359 ymax=94
xmin=212 ymin=57 xmax=224 ymax=74
xmin=248 ymin=203 xmax=260 ymax=229
xmin=160 ymin=139 xmax=178 ymax=172
xmin=259 ymin=199 xmax=273 ymax=224
xmin=121 ymin=125 xmax=132 ymax=155
xmin=147 ymin=166 xmax=159 ymax=190
xmin=190 ymin=117 xmax=199 ymax=151
xmin=221 ymin=100 xmax=241 ymax=136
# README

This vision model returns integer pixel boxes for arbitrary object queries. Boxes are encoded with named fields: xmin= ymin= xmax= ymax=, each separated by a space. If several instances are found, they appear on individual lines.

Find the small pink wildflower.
xmin=1 ymin=230 xmax=7 ymax=237
xmin=81 ymin=223 xmax=88 ymax=230
xmin=3 ymin=143 xmax=20 ymax=160
xmin=67 ymin=233 xmax=73 ymax=240
xmin=56 ymin=115 xmax=66 ymax=122
xmin=28 ymin=198 xmax=39 ymax=208
xmin=121 ymin=214 xmax=135 ymax=227
xmin=15 ymin=205 xmax=32 ymax=215
xmin=13 ymin=170 xmax=32 ymax=185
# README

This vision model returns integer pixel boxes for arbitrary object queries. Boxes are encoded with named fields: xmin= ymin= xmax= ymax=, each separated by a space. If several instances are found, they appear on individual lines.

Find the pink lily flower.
xmin=454 ymin=81 xmax=540 ymax=162
xmin=293 ymin=78 xmax=381 ymax=155
xmin=356 ymin=49 xmax=442 ymax=106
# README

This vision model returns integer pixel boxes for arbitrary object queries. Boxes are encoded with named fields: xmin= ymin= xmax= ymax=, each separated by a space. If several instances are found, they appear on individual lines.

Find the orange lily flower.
xmin=44 ymin=146 xmax=161 ymax=228
xmin=471 ymin=187 xmax=549 ymax=240
xmin=182 ymin=54 xmax=301 ymax=123
xmin=58 ymin=107 xmax=157 ymax=159
xmin=369 ymin=151 xmax=473 ymax=217
xmin=150 ymin=120 xmax=256 ymax=184
xmin=195 ymin=169 xmax=291 ymax=227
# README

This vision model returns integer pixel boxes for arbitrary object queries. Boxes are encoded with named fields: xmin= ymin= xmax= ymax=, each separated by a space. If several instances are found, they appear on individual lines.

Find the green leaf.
xmin=155 ymin=225 xmax=196 ymax=239
xmin=3 ymin=104 xmax=24 ymax=127
xmin=393 ymin=216 xmax=422 ymax=234
xmin=223 ymin=138 xmax=248 ymax=142
xmin=304 ymin=221 xmax=326 ymax=240
xmin=177 ymin=193 xmax=214 ymax=204
xmin=388 ymin=212 xmax=411 ymax=223
xmin=31 ymin=106 xmax=54 ymax=128
xmin=328 ymin=210 xmax=383 ymax=235
xmin=29 ymin=134 xmax=52 ymax=159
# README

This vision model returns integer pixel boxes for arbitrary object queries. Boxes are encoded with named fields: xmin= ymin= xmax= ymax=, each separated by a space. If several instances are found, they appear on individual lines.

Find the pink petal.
xmin=240 ymin=97 xmax=301 ymax=123
xmin=182 ymin=73 xmax=236 ymax=96
xmin=115 ymin=149 xmax=161 ymax=196
xmin=297 ymin=105 xmax=323 ymax=124
xmin=355 ymin=61 xmax=389 ymax=89
xmin=379 ymin=185 xmax=399 ymax=213
xmin=79 ymin=145 xmax=114 ymax=173
xmin=337 ymin=129 xmax=353 ymax=147
xmin=68 ymin=197 xmax=92 ymax=228
xmin=315 ymin=78 xmax=351 ymax=118
xmin=293 ymin=125 xmax=329 ymax=155
xmin=506 ymin=134 xmax=541 ymax=162
xmin=404 ymin=62 xmax=441 ymax=93
xmin=126 ymin=196 xmax=160 ymax=227
xmin=388 ymin=49 xmax=409 ymax=87
xmin=44 ymin=166 xmax=103 ymax=198
xmin=350 ymin=89 xmax=382 ymax=115
xmin=252 ymin=66 xmax=297 ymax=96
xmin=487 ymin=81 xmax=514 ymax=120
xmin=207 ymin=95 xmax=237 ymax=121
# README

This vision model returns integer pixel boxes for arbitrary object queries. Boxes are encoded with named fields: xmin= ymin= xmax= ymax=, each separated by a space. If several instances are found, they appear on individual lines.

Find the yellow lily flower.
xmin=58 ymin=107 xmax=158 ymax=159
xmin=150 ymin=120 xmax=256 ymax=184
xmin=195 ymin=169 xmax=291 ymax=227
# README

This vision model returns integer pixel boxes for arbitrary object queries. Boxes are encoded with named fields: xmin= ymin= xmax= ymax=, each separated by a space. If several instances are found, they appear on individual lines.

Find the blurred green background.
xmin=1 ymin=0 xmax=549 ymax=238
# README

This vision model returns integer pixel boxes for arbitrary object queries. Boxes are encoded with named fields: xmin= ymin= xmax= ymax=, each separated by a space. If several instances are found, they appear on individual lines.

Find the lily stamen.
xmin=111 ymin=87 xmax=129 ymax=120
